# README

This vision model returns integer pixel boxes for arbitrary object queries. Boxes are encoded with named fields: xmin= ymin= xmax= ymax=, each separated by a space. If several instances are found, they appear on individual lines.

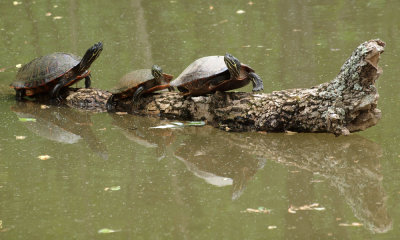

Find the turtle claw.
xmin=168 ymin=86 xmax=175 ymax=92
xmin=252 ymin=84 xmax=264 ymax=92
xmin=131 ymin=98 xmax=143 ymax=113
xmin=50 ymin=96 xmax=63 ymax=105
xmin=106 ymin=101 xmax=116 ymax=112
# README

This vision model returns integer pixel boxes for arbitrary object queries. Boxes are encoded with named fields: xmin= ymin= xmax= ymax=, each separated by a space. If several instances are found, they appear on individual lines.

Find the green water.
xmin=1 ymin=0 xmax=400 ymax=239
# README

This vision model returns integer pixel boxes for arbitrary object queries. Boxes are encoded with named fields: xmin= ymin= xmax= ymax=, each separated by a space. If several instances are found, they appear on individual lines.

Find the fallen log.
xmin=66 ymin=39 xmax=385 ymax=136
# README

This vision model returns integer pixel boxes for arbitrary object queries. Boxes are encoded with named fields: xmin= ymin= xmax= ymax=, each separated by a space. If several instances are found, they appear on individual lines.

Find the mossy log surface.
xmin=66 ymin=39 xmax=385 ymax=136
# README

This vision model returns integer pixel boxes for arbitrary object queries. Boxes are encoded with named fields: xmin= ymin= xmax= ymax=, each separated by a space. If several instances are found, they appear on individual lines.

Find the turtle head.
xmin=224 ymin=53 xmax=241 ymax=78
xmin=151 ymin=64 xmax=164 ymax=82
xmin=78 ymin=42 xmax=103 ymax=73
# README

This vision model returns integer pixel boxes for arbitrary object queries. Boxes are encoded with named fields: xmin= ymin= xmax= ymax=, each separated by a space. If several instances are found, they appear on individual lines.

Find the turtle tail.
xmin=77 ymin=42 xmax=103 ymax=73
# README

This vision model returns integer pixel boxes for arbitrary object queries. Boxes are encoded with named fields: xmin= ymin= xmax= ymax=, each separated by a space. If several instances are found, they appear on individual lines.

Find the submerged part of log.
xmin=66 ymin=39 xmax=385 ymax=135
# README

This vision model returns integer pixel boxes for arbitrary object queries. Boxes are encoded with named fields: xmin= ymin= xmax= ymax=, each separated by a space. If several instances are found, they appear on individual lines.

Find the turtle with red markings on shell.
xmin=170 ymin=53 xmax=263 ymax=96
xmin=10 ymin=42 xmax=103 ymax=100
xmin=106 ymin=65 xmax=174 ymax=111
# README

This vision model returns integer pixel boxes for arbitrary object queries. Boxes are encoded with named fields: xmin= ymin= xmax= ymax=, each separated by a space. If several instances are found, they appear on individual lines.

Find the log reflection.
xmin=173 ymin=127 xmax=391 ymax=233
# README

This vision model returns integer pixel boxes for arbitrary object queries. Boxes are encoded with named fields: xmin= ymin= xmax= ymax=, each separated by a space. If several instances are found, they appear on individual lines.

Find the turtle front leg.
xmin=249 ymin=72 xmax=264 ymax=92
xmin=15 ymin=89 xmax=25 ymax=101
xmin=132 ymin=86 xmax=145 ymax=102
xmin=85 ymin=74 xmax=91 ymax=88
xmin=50 ymin=78 xmax=69 ymax=102
xmin=106 ymin=95 xmax=117 ymax=112
xmin=132 ymin=86 xmax=145 ymax=110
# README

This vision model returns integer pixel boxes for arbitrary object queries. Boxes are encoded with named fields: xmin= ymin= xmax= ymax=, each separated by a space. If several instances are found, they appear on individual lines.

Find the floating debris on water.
xmin=40 ymin=105 xmax=50 ymax=109
xmin=285 ymin=131 xmax=298 ymax=135
xmin=104 ymin=186 xmax=121 ymax=191
xmin=150 ymin=124 xmax=177 ymax=129
xmin=288 ymin=203 xmax=325 ymax=213
xmin=310 ymin=179 xmax=324 ymax=183
xmin=98 ymin=228 xmax=120 ymax=234
xmin=38 ymin=155 xmax=51 ymax=160
xmin=338 ymin=222 xmax=363 ymax=227
xmin=236 ymin=9 xmax=246 ymax=14
xmin=18 ymin=117 xmax=36 ymax=122
xmin=45 ymin=12 xmax=52 ymax=17
xmin=16 ymin=64 xmax=22 ymax=68
xmin=16 ymin=136 xmax=26 ymax=140
xmin=212 ymin=19 xmax=228 ymax=27
xmin=187 ymin=121 xmax=205 ymax=126
xmin=13 ymin=1 xmax=22 ymax=6
xmin=150 ymin=121 xmax=205 ymax=129
xmin=241 ymin=206 xmax=271 ymax=214
xmin=116 ymin=112 xmax=128 ymax=115
xmin=53 ymin=16 xmax=63 ymax=20
xmin=268 ymin=226 xmax=277 ymax=230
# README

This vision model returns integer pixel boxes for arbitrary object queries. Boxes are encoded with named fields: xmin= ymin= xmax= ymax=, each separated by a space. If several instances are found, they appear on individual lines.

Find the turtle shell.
xmin=170 ymin=56 xmax=228 ymax=87
xmin=109 ymin=68 xmax=174 ymax=101
xmin=170 ymin=55 xmax=255 ymax=96
xmin=110 ymin=69 xmax=156 ymax=96
xmin=11 ymin=53 xmax=81 ymax=89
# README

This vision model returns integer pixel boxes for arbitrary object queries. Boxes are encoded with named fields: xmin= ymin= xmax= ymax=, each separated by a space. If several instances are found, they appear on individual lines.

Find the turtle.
xmin=170 ymin=53 xmax=263 ymax=96
xmin=10 ymin=42 xmax=103 ymax=100
xmin=106 ymin=64 xmax=174 ymax=111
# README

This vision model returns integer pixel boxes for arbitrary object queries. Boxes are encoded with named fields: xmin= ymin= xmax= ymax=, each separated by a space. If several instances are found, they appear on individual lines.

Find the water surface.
xmin=1 ymin=0 xmax=400 ymax=239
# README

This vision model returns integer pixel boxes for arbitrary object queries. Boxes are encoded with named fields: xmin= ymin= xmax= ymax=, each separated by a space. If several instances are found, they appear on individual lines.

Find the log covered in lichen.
xmin=66 ymin=39 xmax=385 ymax=136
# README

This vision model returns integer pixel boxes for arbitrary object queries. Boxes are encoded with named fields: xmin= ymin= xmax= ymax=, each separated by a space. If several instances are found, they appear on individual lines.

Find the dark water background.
xmin=1 ymin=0 xmax=400 ymax=239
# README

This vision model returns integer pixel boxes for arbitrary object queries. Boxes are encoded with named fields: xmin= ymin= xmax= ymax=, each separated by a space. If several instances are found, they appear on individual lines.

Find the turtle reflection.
xmin=174 ymin=127 xmax=391 ymax=234
xmin=11 ymin=102 xmax=108 ymax=159
xmin=110 ymin=114 xmax=176 ymax=160
xmin=174 ymin=127 xmax=266 ymax=201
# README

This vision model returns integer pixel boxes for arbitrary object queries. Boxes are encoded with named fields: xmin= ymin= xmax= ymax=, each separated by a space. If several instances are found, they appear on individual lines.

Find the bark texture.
xmin=66 ymin=39 xmax=385 ymax=135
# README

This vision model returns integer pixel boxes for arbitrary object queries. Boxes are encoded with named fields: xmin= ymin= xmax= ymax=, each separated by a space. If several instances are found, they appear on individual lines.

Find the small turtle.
xmin=170 ymin=53 xmax=263 ymax=96
xmin=10 ymin=42 xmax=103 ymax=100
xmin=106 ymin=65 xmax=173 ymax=111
